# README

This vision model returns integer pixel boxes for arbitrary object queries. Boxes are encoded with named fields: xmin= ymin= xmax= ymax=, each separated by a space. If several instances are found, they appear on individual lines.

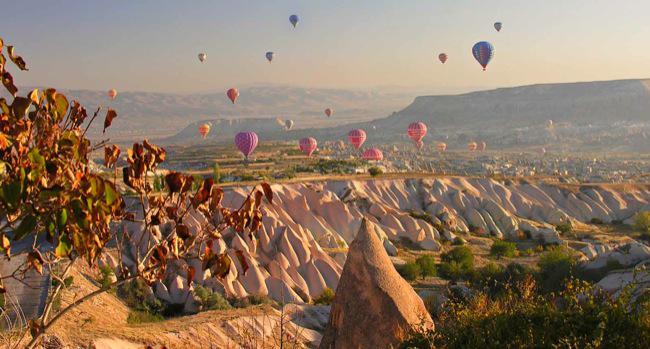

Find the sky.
xmin=2 ymin=0 xmax=650 ymax=95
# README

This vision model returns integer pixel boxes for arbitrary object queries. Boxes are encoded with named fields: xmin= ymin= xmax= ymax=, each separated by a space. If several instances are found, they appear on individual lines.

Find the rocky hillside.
xmin=108 ymin=178 xmax=650 ymax=312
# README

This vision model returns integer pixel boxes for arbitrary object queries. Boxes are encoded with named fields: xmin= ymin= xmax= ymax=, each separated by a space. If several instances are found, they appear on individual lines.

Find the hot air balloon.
xmin=468 ymin=142 xmax=478 ymax=151
xmin=362 ymin=148 xmax=383 ymax=161
xmin=437 ymin=142 xmax=447 ymax=152
xmin=227 ymin=88 xmax=239 ymax=104
xmin=198 ymin=53 xmax=207 ymax=63
xmin=299 ymin=137 xmax=318 ymax=157
xmin=324 ymin=108 xmax=333 ymax=117
xmin=478 ymin=141 xmax=487 ymax=151
xmin=285 ymin=119 xmax=294 ymax=130
xmin=494 ymin=22 xmax=503 ymax=32
xmin=265 ymin=52 xmax=275 ymax=63
xmin=289 ymin=14 xmax=299 ymax=28
xmin=198 ymin=123 xmax=211 ymax=139
xmin=407 ymin=122 xmax=428 ymax=144
xmin=108 ymin=89 xmax=117 ymax=100
xmin=348 ymin=129 xmax=367 ymax=149
xmin=234 ymin=131 xmax=258 ymax=160
xmin=438 ymin=53 xmax=448 ymax=64
xmin=538 ymin=147 xmax=547 ymax=155
xmin=472 ymin=41 xmax=494 ymax=71
xmin=547 ymin=119 xmax=554 ymax=128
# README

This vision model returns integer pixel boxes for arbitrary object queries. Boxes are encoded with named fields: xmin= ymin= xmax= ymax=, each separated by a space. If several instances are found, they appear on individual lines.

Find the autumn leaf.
xmin=27 ymin=250 xmax=44 ymax=275
xmin=103 ymin=108 xmax=117 ymax=133
xmin=234 ymin=250 xmax=249 ymax=276
xmin=0 ymin=132 xmax=10 ymax=150
xmin=261 ymin=182 xmax=273 ymax=204
xmin=0 ymin=233 xmax=10 ymax=257
xmin=187 ymin=266 xmax=196 ymax=283
xmin=6 ymin=46 xmax=28 ymax=71
xmin=213 ymin=253 xmax=231 ymax=279
xmin=176 ymin=224 xmax=190 ymax=240
xmin=165 ymin=172 xmax=185 ymax=193
xmin=1 ymin=71 xmax=18 ymax=96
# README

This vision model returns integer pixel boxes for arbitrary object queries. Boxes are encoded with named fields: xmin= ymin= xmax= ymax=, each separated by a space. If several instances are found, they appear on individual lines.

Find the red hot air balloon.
xmin=299 ymin=137 xmax=318 ymax=157
xmin=227 ymin=88 xmax=239 ymax=104
xmin=438 ymin=53 xmax=448 ymax=64
xmin=362 ymin=148 xmax=383 ymax=161
xmin=324 ymin=108 xmax=333 ymax=117
xmin=407 ymin=122 xmax=428 ymax=144
xmin=478 ymin=141 xmax=487 ymax=151
xmin=468 ymin=142 xmax=478 ymax=151
xmin=348 ymin=129 xmax=367 ymax=149
xmin=437 ymin=142 xmax=447 ymax=152
xmin=108 ymin=89 xmax=117 ymax=100
xmin=198 ymin=123 xmax=211 ymax=139
xmin=234 ymin=131 xmax=258 ymax=160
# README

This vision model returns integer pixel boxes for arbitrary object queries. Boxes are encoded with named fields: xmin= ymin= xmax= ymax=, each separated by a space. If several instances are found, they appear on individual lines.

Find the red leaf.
xmin=103 ymin=108 xmax=117 ymax=133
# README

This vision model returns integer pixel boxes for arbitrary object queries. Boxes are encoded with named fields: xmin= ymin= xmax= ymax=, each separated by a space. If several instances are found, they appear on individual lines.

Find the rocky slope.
xmin=110 ymin=178 xmax=650 ymax=309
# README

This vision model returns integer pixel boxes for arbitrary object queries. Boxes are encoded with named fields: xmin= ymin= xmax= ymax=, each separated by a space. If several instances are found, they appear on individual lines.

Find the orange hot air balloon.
xmin=198 ymin=123 xmax=211 ymax=139
xmin=468 ymin=142 xmax=478 ymax=151
xmin=437 ymin=142 xmax=447 ymax=152
xmin=108 ymin=89 xmax=117 ymax=100
xmin=324 ymin=108 xmax=333 ymax=117
xmin=227 ymin=88 xmax=239 ymax=104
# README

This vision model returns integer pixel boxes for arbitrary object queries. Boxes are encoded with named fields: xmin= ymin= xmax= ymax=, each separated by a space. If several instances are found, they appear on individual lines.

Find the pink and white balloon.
xmin=362 ymin=148 xmax=383 ymax=161
xmin=348 ymin=129 xmax=367 ymax=149
xmin=299 ymin=137 xmax=318 ymax=157
xmin=407 ymin=122 xmax=428 ymax=145
xmin=234 ymin=131 xmax=258 ymax=160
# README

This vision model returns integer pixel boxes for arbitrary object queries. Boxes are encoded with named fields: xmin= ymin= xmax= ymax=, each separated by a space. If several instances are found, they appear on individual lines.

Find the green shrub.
xmin=314 ymin=288 xmax=335 ymax=305
xmin=415 ymin=255 xmax=437 ymax=278
xmin=127 ymin=310 xmax=164 ymax=324
xmin=635 ymin=211 xmax=650 ymax=232
xmin=118 ymin=279 xmax=165 ymax=315
xmin=438 ymin=246 xmax=475 ymax=281
xmin=442 ymin=246 xmax=474 ymax=268
xmin=194 ymin=285 xmax=231 ymax=311
xmin=368 ymin=166 xmax=383 ymax=177
xmin=398 ymin=262 xmax=422 ymax=282
xmin=490 ymin=240 xmax=518 ymax=259
xmin=98 ymin=265 xmax=116 ymax=289
xmin=590 ymin=217 xmax=604 ymax=225
xmin=521 ymin=248 xmax=534 ymax=257
xmin=537 ymin=247 xmax=576 ymax=293
xmin=555 ymin=221 xmax=573 ymax=235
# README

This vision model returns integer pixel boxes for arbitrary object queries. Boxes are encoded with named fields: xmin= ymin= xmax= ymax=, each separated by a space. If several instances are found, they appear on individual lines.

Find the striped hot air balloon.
xmin=472 ymin=41 xmax=494 ymax=71
xmin=348 ymin=129 xmax=367 ymax=149
xmin=407 ymin=122 xmax=428 ymax=144
xmin=299 ymin=137 xmax=318 ymax=157
xmin=198 ymin=123 xmax=211 ymax=139
xmin=234 ymin=131 xmax=258 ymax=160
xmin=362 ymin=148 xmax=383 ymax=161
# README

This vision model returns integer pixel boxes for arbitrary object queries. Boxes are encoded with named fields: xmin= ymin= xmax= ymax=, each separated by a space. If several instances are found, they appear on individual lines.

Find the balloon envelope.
xmin=407 ymin=122 xmax=428 ymax=143
xmin=299 ymin=137 xmax=318 ymax=157
xmin=289 ymin=14 xmax=299 ymax=27
xmin=198 ymin=124 xmax=211 ymax=139
xmin=285 ymin=120 xmax=294 ymax=130
xmin=468 ymin=142 xmax=478 ymax=151
xmin=227 ymin=88 xmax=239 ymax=104
xmin=265 ymin=52 xmax=275 ymax=63
xmin=348 ymin=129 xmax=367 ymax=149
xmin=108 ymin=89 xmax=117 ymax=100
xmin=235 ymin=132 xmax=258 ymax=158
xmin=478 ymin=141 xmax=487 ymax=151
xmin=538 ymin=147 xmax=547 ymax=155
xmin=437 ymin=142 xmax=447 ymax=152
xmin=438 ymin=53 xmax=448 ymax=64
xmin=362 ymin=148 xmax=383 ymax=161
xmin=494 ymin=22 xmax=502 ymax=32
xmin=472 ymin=41 xmax=494 ymax=71
xmin=198 ymin=53 xmax=207 ymax=62
xmin=324 ymin=108 xmax=333 ymax=117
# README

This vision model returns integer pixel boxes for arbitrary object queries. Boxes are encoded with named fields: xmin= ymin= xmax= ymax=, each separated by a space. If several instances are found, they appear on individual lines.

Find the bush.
xmin=368 ymin=166 xmax=383 ymax=177
xmin=590 ymin=217 xmax=604 ymax=225
xmin=314 ymin=288 xmax=335 ymax=305
xmin=555 ymin=221 xmax=573 ymax=235
xmin=194 ymin=285 xmax=231 ymax=311
xmin=634 ymin=211 xmax=650 ymax=232
xmin=415 ymin=255 xmax=437 ymax=278
xmin=537 ymin=247 xmax=576 ymax=293
xmin=490 ymin=240 xmax=518 ymax=259
xmin=118 ymin=279 xmax=165 ymax=316
xmin=521 ymin=248 xmax=534 ymax=257
xmin=441 ymin=246 xmax=474 ymax=268
xmin=127 ymin=310 xmax=164 ymax=324
xmin=398 ymin=262 xmax=422 ymax=282
xmin=438 ymin=246 xmax=475 ymax=281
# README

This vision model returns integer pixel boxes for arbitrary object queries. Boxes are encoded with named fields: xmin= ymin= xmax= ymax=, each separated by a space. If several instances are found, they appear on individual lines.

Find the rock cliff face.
xmin=319 ymin=219 xmax=433 ymax=349
xmin=114 ymin=178 xmax=650 ymax=307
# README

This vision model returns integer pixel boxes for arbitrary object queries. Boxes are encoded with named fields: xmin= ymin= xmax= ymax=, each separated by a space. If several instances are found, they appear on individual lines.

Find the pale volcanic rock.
xmin=319 ymin=219 xmax=433 ymax=349
xmin=585 ymin=242 xmax=650 ymax=269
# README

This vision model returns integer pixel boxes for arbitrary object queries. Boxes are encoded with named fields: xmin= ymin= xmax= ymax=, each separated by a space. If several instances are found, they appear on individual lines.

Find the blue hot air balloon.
xmin=265 ymin=51 xmax=275 ymax=63
xmin=472 ymin=41 xmax=494 ymax=71
xmin=289 ymin=14 xmax=299 ymax=28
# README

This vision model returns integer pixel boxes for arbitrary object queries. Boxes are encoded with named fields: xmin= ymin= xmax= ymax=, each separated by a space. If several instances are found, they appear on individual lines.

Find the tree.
xmin=368 ymin=166 xmax=383 ymax=177
xmin=0 ymin=39 xmax=272 ymax=348
xmin=490 ymin=240 xmax=517 ymax=259
xmin=398 ymin=262 xmax=421 ymax=281
xmin=634 ymin=211 xmax=650 ymax=232
xmin=415 ymin=255 xmax=437 ymax=278
xmin=212 ymin=162 xmax=221 ymax=183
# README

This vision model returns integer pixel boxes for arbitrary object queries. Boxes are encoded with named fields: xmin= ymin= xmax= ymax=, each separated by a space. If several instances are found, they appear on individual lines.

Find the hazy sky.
xmin=3 ymin=0 xmax=650 ymax=94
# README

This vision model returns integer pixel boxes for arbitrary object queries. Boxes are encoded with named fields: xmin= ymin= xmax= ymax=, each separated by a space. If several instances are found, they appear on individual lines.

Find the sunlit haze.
xmin=3 ymin=0 xmax=650 ymax=94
